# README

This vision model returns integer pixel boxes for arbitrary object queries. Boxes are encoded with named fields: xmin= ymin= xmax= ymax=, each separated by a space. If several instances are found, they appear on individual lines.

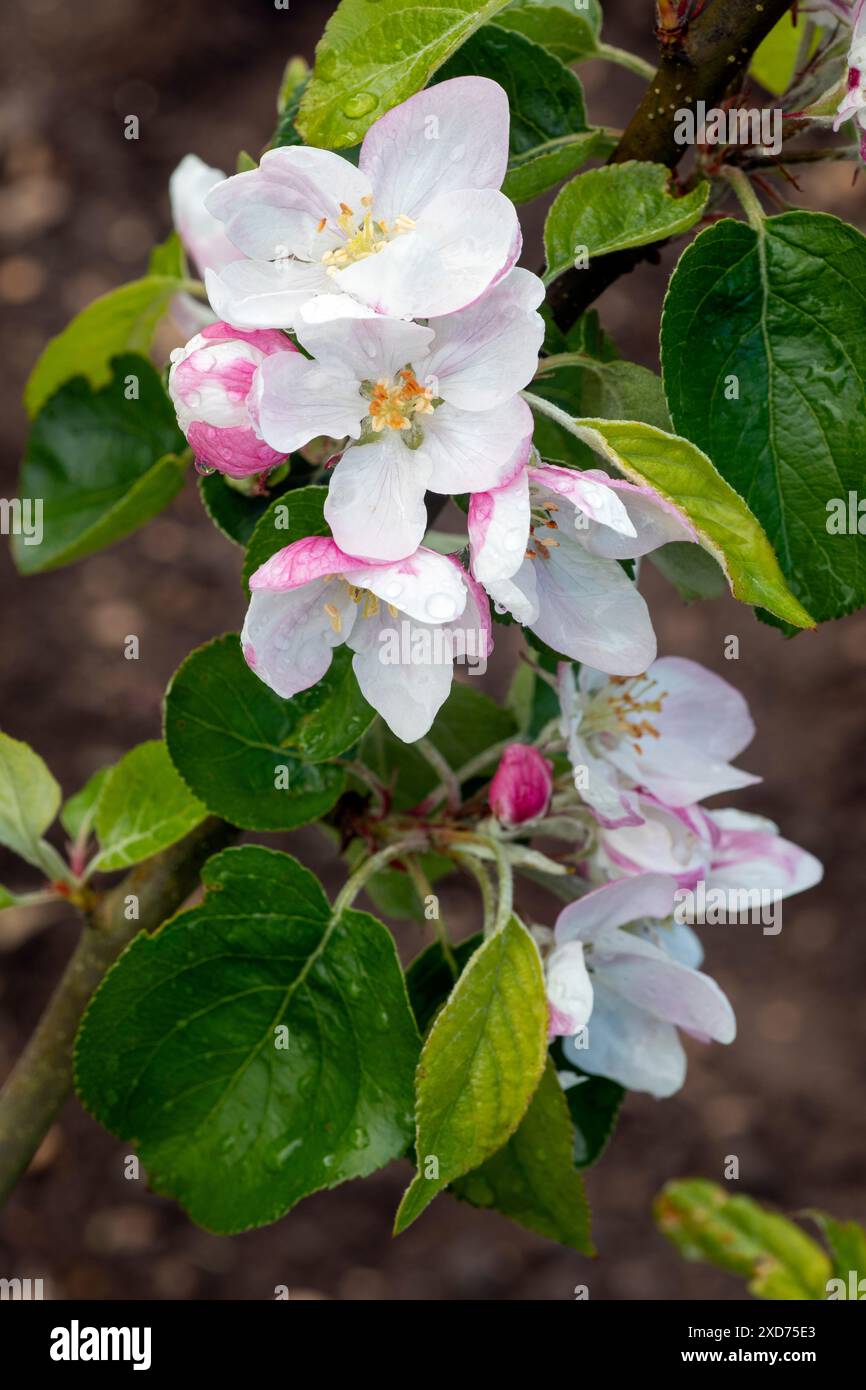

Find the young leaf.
xmin=452 ymin=1060 xmax=593 ymax=1254
xmin=242 ymin=484 xmax=329 ymax=589
xmin=394 ymin=916 xmax=547 ymax=1233
xmin=654 ymin=1180 xmax=832 ymax=1300
xmin=435 ymin=25 xmax=594 ymax=204
xmin=544 ymin=162 xmax=709 ymax=284
xmin=15 ymin=355 xmax=187 ymax=576
xmin=649 ymin=542 xmax=727 ymax=604
xmin=809 ymin=1212 xmax=866 ymax=1293
xmin=89 ymin=741 xmax=207 ymax=874
xmin=751 ymin=11 xmax=818 ymax=96
xmin=662 ymin=213 xmax=866 ymax=624
xmin=74 ymin=845 xmax=420 ymax=1234
xmin=25 ymin=276 xmax=188 ymax=418
xmin=494 ymin=0 xmax=602 ymax=64
xmin=60 ymin=766 xmax=111 ymax=841
xmin=147 ymin=231 xmax=187 ymax=279
xmin=0 ymin=732 xmax=61 ymax=872
xmin=567 ymin=417 xmax=815 ymax=629
xmin=532 ymin=355 xmax=671 ymax=467
xmin=198 ymin=468 xmax=293 ymax=549
xmin=164 ymin=634 xmax=359 ymax=830
xmin=270 ymin=56 xmax=310 ymax=149
xmin=297 ymin=0 xmax=513 ymax=149
xmin=0 ymin=886 xmax=20 ymax=910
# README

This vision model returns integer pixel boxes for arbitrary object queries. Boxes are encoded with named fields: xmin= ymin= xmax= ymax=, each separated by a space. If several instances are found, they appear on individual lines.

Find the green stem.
xmin=595 ymin=41 xmax=656 ymax=82
xmin=450 ymin=849 xmax=496 ymax=938
xmin=331 ymin=837 xmax=428 ymax=920
xmin=720 ymin=165 xmax=766 ymax=232
xmin=0 ymin=816 xmax=235 ymax=1210
xmin=415 ymin=738 xmax=461 ymax=815
xmin=406 ymin=855 xmax=458 ymax=980
xmin=446 ymin=833 xmax=513 ymax=937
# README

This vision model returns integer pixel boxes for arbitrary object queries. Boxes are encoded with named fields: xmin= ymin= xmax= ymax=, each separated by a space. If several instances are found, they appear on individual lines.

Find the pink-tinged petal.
xmin=596 ymin=801 xmax=711 ymax=889
xmin=489 ymin=744 xmax=554 ymax=827
xmin=205 ymin=146 xmax=373 ymax=261
xmin=581 ymin=475 xmax=698 ymax=558
xmin=564 ymin=980 xmax=687 ymax=1097
xmin=468 ymin=468 xmax=530 ymax=585
xmin=529 ymin=464 xmax=637 ymax=539
xmin=186 ymin=422 xmax=286 ymax=479
xmin=204 ymin=258 xmax=332 ymax=331
xmin=359 ymin=77 xmax=510 ymax=222
xmin=347 ymin=606 xmax=454 ymax=743
xmin=425 ymin=268 xmax=545 ymax=411
xmin=296 ymin=313 xmax=434 ymax=383
xmin=529 ymin=534 xmax=657 ymax=674
xmin=447 ymin=554 xmax=493 ymax=662
xmin=555 ymin=873 xmax=678 ymax=945
xmin=607 ymin=735 xmax=760 ymax=809
xmin=249 ymin=535 xmax=362 ymax=592
xmin=324 ymin=435 xmax=432 ymax=563
xmin=485 ymin=558 xmax=540 ymax=626
xmin=423 ymin=396 xmax=533 ymax=495
xmin=347 ymin=546 xmax=468 ymax=627
xmin=596 ymin=929 xmax=736 ymax=1043
xmin=546 ymin=941 xmax=594 ymax=1039
xmin=169 ymin=155 xmax=243 ymax=276
xmin=196 ymin=321 xmax=293 ymax=355
xmin=241 ymin=579 xmax=356 ymax=699
xmin=253 ymin=350 xmax=367 ymax=454
xmin=334 ymin=188 xmax=521 ymax=319
xmin=648 ymin=657 xmax=755 ymax=759
xmin=706 ymin=808 xmax=824 ymax=900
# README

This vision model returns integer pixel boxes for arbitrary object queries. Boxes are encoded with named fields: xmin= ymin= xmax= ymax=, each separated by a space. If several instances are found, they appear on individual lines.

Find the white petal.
xmin=530 ymin=535 xmax=657 ymax=674
xmin=296 ymin=313 xmax=434 ymax=383
xmin=324 ymin=435 xmax=432 ymax=562
xmin=169 ymin=154 xmax=240 ymax=276
xmin=485 ymin=558 xmax=540 ymax=626
xmin=253 ymin=351 xmax=366 ymax=453
xmin=422 ymin=396 xmax=533 ymax=495
xmin=241 ymin=580 xmax=355 ymax=699
xmin=547 ymin=941 xmax=594 ymax=1035
xmin=334 ymin=188 xmax=521 ymax=319
xmin=205 ymin=259 xmax=332 ymax=330
xmin=555 ymin=875 xmax=678 ymax=945
xmin=348 ymin=607 xmax=454 ymax=743
xmin=359 ymin=76 xmax=510 ymax=222
xmin=425 ymin=267 xmax=545 ymax=410
xmin=566 ymin=980 xmax=687 ymax=1098
xmin=468 ymin=469 xmax=530 ymax=585
xmin=346 ymin=547 xmax=468 ymax=626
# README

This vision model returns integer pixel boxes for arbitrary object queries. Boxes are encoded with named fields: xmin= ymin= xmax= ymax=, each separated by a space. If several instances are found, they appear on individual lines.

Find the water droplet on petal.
xmin=194 ymin=457 xmax=217 ymax=476
xmin=343 ymin=91 xmax=377 ymax=119
xmin=426 ymin=591 xmax=459 ymax=622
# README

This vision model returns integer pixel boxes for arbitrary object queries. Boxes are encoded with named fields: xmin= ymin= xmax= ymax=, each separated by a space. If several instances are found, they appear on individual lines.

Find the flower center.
xmin=319 ymin=197 xmax=416 ymax=274
xmin=322 ymin=581 xmax=399 ymax=635
xmin=584 ymin=675 xmax=669 ymax=754
xmin=525 ymin=494 xmax=561 ymax=562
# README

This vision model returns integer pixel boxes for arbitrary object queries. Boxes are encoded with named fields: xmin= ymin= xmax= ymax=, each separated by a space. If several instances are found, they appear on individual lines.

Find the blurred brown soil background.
xmin=0 ymin=0 xmax=864 ymax=1300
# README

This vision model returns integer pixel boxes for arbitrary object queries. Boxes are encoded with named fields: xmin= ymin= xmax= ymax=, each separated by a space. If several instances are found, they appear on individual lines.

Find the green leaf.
xmin=270 ymin=56 xmax=311 ymax=149
xmin=544 ymin=162 xmax=709 ymax=284
xmin=147 ymin=231 xmax=186 ymax=279
xmin=74 ymin=845 xmax=420 ymax=1233
xmin=164 ymin=634 xmax=349 ymax=830
xmin=89 ymin=741 xmax=206 ymax=873
xmin=15 ymin=355 xmax=187 ymax=576
xmin=361 ymin=682 xmax=517 ymax=811
xmin=435 ymin=25 xmax=593 ymax=204
xmin=567 ymin=416 xmax=815 ymax=629
xmin=532 ymin=355 xmax=671 ymax=466
xmin=550 ymin=1040 xmax=624 ymax=1168
xmin=25 ymin=276 xmax=187 ymax=418
xmin=298 ymin=0 xmax=513 ymax=149
xmin=60 ymin=766 xmax=111 ymax=841
xmin=661 ymin=213 xmax=866 ymax=625
xmin=751 ymin=12 xmax=818 ymax=96
xmin=405 ymin=934 xmax=482 ymax=1033
xmin=0 ymin=886 xmax=20 ymax=910
xmin=453 ymin=1060 xmax=593 ymax=1253
xmin=655 ymin=1180 xmax=832 ymax=1300
xmin=198 ymin=468 xmax=293 ymax=549
xmin=242 ymin=484 xmax=329 ymax=589
xmin=650 ymin=541 xmax=727 ymax=604
xmin=0 ymin=732 xmax=61 ymax=872
xmin=394 ymin=916 xmax=547 ymax=1233
xmin=494 ymin=0 xmax=602 ymax=63
xmin=809 ymin=1212 xmax=866 ymax=1293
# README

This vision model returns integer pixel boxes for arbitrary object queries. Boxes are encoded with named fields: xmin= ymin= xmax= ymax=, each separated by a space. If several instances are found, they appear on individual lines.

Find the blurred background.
xmin=0 ymin=0 xmax=864 ymax=1301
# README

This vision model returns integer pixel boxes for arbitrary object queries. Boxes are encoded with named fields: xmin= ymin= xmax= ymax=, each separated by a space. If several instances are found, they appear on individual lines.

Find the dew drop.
xmin=426 ymin=591 xmax=458 ymax=621
xmin=317 ymin=49 xmax=339 ymax=82
xmin=351 ymin=1127 xmax=368 ymax=1150
xmin=194 ymin=457 xmax=217 ymax=477
xmin=343 ymin=91 xmax=377 ymax=119
xmin=322 ymin=1153 xmax=336 ymax=1169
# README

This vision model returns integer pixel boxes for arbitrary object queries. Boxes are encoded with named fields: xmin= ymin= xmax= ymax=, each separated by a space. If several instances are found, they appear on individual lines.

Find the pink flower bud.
xmin=168 ymin=322 xmax=296 ymax=478
xmin=488 ymin=743 xmax=553 ymax=827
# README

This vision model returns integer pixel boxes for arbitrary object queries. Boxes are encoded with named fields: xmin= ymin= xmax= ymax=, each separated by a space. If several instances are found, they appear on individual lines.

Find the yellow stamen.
xmin=323 ymin=601 xmax=342 ymax=634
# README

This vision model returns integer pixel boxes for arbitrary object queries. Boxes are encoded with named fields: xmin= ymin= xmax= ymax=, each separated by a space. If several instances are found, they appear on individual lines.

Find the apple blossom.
xmin=557 ymin=657 xmax=759 ymax=828
xmin=168 ymin=321 xmax=296 ymax=478
xmin=242 ymin=536 xmax=491 ymax=743
xmin=468 ymin=461 xmax=696 ymax=675
xmin=252 ymin=270 xmax=542 ymax=561
xmin=551 ymin=874 xmax=736 ymax=1097
xmin=489 ymin=744 xmax=554 ymax=827
xmin=170 ymin=154 xmax=245 ymax=279
xmin=834 ymin=0 xmax=866 ymax=156
xmin=203 ymin=77 xmax=521 ymax=328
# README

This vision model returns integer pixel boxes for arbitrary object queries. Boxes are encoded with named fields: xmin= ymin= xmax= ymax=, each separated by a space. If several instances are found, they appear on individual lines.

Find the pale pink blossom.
xmin=242 ymin=537 xmax=491 ymax=743
xmin=834 ymin=1 xmax=866 ymax=156
xmin=489 ymin=744 xmax=554 ymax=827
xmin=168 ymin=321 xmax=295 ymax=478
xmin=203 ymin=77 xmax=520 ymax=328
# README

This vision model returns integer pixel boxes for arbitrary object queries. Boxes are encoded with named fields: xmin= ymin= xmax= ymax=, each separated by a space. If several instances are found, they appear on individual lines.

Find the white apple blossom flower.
xmin=834 ymin=0 xmax=866 ymax=156
xmin=556 ymin=657 xmax=760 ymax=828
xmin=168 ymin=155 xmax=245 ymax=335
xmin=468 ymin=461 xmax=696 ymax=675
xmin=241 ymin=535 xmax=491 ymax=743
xmin=202 ymin=77 xmax=521 ymax=328
xmin=252 ymin=269 xmax=543 ymax=562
